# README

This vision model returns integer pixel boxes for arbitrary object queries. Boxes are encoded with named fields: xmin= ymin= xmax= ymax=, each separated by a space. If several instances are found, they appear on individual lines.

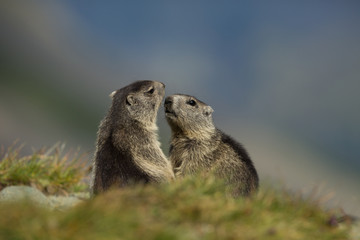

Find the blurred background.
xmin=1 ymin=1 xmax=359 ymax=215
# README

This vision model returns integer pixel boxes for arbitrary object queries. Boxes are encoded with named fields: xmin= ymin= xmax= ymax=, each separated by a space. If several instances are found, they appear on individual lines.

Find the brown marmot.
xmin=91 ymin=80 xmax=175 ymax=195
xmin=164 ymin=94 xmax=259 ymax=196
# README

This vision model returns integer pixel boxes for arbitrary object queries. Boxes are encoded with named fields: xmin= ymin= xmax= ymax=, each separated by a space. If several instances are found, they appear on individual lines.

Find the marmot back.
xmin=164 ymin=94 xmax=258 ymax=196
xmin=91 ymin=80 xmax=174 ymax=195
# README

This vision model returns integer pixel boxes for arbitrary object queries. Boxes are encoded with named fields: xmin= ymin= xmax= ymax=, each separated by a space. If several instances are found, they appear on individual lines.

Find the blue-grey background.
xmin=1 ymin=1 xmax=359 ymax=215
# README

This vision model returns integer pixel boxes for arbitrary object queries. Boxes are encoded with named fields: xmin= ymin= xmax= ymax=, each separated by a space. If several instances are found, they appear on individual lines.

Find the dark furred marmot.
xmin=164 ymin=94 xmax=258 ymax=196
xmin=91 ymin=80 xmax=174 ymax=195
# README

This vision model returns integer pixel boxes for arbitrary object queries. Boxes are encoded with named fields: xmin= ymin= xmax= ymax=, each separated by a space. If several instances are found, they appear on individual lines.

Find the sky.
xmin=1 ymin=1 xmax=359 ymax=215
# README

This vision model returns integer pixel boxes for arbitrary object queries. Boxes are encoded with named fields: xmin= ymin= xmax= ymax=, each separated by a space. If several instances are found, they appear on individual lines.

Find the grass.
xmin=0 ymin=143 xmax=89 ymax=194
xmin=0 ymin=144 xmax=352 ymax=240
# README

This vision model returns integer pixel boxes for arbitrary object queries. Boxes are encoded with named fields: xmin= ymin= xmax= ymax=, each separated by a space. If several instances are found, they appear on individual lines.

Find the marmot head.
xmin=110 ymin=80 xmax=165 ymax=128
xmin=164 ymin=94 xmax=214 ymax=137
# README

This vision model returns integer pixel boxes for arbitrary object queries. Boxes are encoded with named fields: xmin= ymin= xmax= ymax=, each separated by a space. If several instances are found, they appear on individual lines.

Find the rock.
xmin=0 ymin=186 xmax=50 ymax=207
xmin=48 ymin=196 xmax=83 ymax=210
xmin=0 ymin=186 xmax=89 ymax=210
xmin=70 ymin=192 xmax=91 ymax=200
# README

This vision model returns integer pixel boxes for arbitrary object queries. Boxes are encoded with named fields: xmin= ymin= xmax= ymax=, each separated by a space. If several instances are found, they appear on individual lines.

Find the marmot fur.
xmin=164 ymin=94 xmax=258 ymax=196
xmin=91 ymin=80 xmax=174 ymax=195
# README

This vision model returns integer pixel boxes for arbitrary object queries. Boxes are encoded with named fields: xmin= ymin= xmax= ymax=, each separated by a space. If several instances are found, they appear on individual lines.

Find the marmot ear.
xmin=204 ymin=106 xmax=214 ymax=117
xmin=126 ymin=94 xmax=136 ymax=105
xmin=109 ymin=91 xmax=116 ymax=99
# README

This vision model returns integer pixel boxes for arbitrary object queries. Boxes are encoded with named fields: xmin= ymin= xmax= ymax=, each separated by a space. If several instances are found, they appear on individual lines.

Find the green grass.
xmin=0 ymin=145 xmax=352 ymax=239
xmin=0 ymin=143 xmax=89 ymax=194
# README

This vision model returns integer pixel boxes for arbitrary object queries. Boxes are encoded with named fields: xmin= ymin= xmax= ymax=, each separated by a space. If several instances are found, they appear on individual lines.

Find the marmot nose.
xmin=164 ymin=96 xmax=173 ymax=106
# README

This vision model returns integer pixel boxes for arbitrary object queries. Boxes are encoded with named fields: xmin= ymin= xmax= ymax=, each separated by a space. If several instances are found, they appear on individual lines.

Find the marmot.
xmin=91 ymin=80 xmax=175 ymax=195
xmin=164 ymin=94 xmax=258 ymax=196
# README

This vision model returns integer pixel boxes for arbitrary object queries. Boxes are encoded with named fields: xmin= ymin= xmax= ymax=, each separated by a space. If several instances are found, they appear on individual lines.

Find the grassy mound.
xmin=0 ymin=180 xmax=351 ymax=239
xmin=0 ymin=144 xmax=352 ymax=239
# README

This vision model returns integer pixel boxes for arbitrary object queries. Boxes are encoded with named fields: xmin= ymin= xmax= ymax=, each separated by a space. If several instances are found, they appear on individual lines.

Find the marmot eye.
xmin=187 ymin=100 xmax=196 ymax=106
xmin=146 ymin=88 xmax=155 ymax=94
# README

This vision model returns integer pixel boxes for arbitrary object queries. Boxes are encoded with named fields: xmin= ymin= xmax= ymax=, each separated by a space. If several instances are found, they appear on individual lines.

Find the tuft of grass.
xmin=0 ymin=177 xmax=351 ymax=240
xmin=0 ymin=143 xmax=89 ymax=194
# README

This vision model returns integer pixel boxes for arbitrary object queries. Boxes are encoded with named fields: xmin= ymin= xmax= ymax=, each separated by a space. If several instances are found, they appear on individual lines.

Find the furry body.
xmin=91 ymin=81 xmax=174 ymax=195
xmin=165 ymin=94 xmax=258 ymax=196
